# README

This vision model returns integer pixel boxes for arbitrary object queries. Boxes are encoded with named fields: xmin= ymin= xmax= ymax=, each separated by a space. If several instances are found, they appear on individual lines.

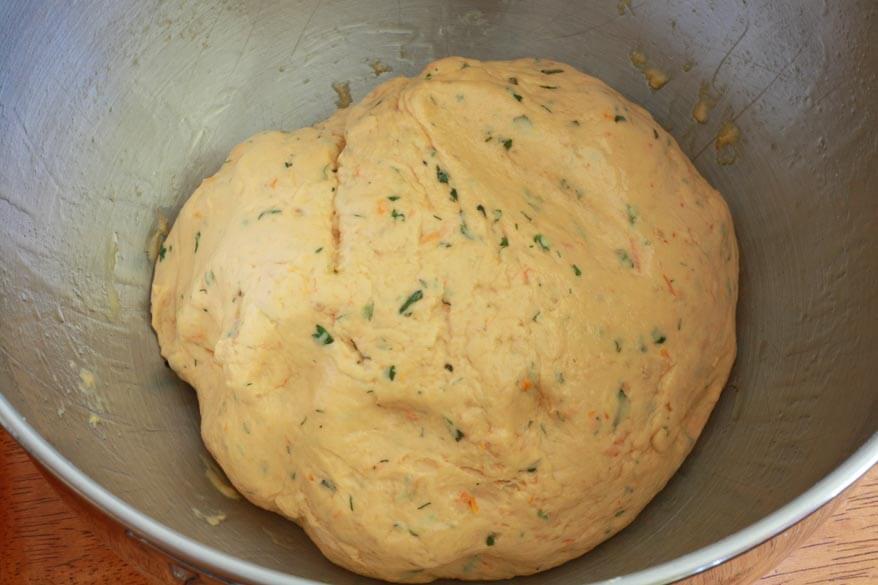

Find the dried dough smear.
xmin=151 ymin=57 xmax=738 ymax=582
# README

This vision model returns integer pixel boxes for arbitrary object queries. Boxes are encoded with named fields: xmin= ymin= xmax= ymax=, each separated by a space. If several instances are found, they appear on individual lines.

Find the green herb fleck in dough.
xmin=613 ymin=387 xmax=630 ymax=429
xmin=652 ymin=328 xmax=667 ymax=345
xmin=626 ymin=204 xmax=638 ymax=225
xmin=444 ymin=417 xmax=465 ymax=442
xmin=460 ymin=219 xmax=475 ymax=240
xmin=450 ymin=188 xmax=458 ymax=202
xmin=614 ymin=339 xmax=623 ymax=352
xmin=258 ymin=208 xmax=282 ymax=220
xmin=492 ymin=209 xmax=503 ymax=222
xmin=614 ymin=115 xmax=627 ymax=122
xmin=363 ymin=302 xmax=374 ymax=321
xmin=205 ymin=270 xmax=215 ymax=285
xmin=399 ymin=290 xmax=424 ymax=315
xmin=320 ymin=478 xmax=337 ymax=492
xmin=444 ymin=363 xmax=454 ymax=372
xmin=486 ymin=534 xmax=496 ymax=546
xmin=391 ymin=209 xmax=406 ymax=222
xmin=533 ymin=234 xmax=550 ymax=251
xmin=540 ymin=85 xmax=559 ymax=90
xmin=436 ymin=166 xmax=450 ymax=184
xmin=417 ymin=502 xmax=432 ymax=510
xmin=541 ymin=104 xmax=552 ymax=113
xmin=616 ymin=249 xmax=635 ymax=268
xmin=503 ymin=138 xmax=513 ymax=150
xmin=284 ymin=161 xmax=293 ymax=168
xmin=512 ymin=92 xmax=523 ymax=102
xmin=614 ymin=509 xmax=626 ymax=518
xmin=507 ymin=77 xmax=518 ymax=85
xmin=387 ymin=365 xmax=396 ymax=381
xmin=500 ymin=236 xmax=509 ymax=248
xmin=541 ymin=68 xmax=564 ymax=75
xmin=476 ymin=204 xmax=487 ymax=217
xmin=312 ymin=324 xmax=334 ymax=345
xmin=349 ymin=495 xmax=354 ymax=511
xmin=572 ymin=264 xmax=582 ymax=277
xmin=537 ymin=509 xmax=550 ymax=520
xmin=194 ymin=231 xmax=201 ymax=253
xmin=388 ymin=195 xmax=401 ymax=201
xmin=315 ymin=247 xmax=323 ymax=253
xmin=158 ymin=244 xmax=168 ymax=261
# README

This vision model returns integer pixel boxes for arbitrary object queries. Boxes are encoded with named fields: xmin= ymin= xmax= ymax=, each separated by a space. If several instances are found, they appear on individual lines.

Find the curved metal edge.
xmin=1 ymin=392 xmax=876 ymax=585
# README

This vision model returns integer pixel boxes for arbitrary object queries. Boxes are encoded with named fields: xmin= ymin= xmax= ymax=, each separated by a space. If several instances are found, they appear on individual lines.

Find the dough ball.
xmin=151 ymin=57 xmax=738 ymax=582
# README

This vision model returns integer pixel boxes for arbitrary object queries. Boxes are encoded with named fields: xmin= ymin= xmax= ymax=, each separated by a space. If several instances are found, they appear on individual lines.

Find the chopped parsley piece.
xmin=312 ymin=324 xmax=334 ymax=345
xmin=388 ymin=195 xmax=401 ymax=201
xmin=626 ymin=204 xmax=638 ymax=225
xmin=492 ymin=209 xmax=503 ymax=222
xmin=417 ymin=502 xmax=432 ymax=510
xmin=460 ymin=220 xmax=475 ymax=239
xmin=315 ymin=247 xmax=323 ymax=253
xmin=159 ymin=244 xmax=171 ymax=261
xmin=387 ymin=365 xmax=396 ymax=381
xmin=614 ymin=115 xmax=627 ymax=122
xmin=450 ymin=188 xmax=458 ymax=202
xmin=436 ymin=166 xmax=450 ymax=184
xmin=533 ymin=234 xmax=550 ymax=251
xmin=614 ymin=509 xmax=627 ymax=518
xmin=362 ymin=302 xmax=374 ymax=321
xmin=391 ymin=208 xmax=406 ymax=222
xmin=320 ymin=478 xmax=337 ymax=492
xmin=349 ymin=495 xmax=354 ymax=511
xmin=258 ymin=208 xmax=282 ymax=220
xmin=399 ymin=289 xmax=424 ymax=315
xmin=652 ymin=328 xmax=667 ymax=345
xmin=500 ymin=236 xmax=509 ymax=248
xmin=614 ymin=339 xmax=623 ymax=352
xmin=539 ymin=85 xmax=558 ymax=90
xmin=572 ymin=264 xmax=582 ymax=276
xmin=476 ymin=204 xmax=487 ymax=217
xmin=502 ymin=138 xmax=513 ymax=150
xmin=512 ymin=92 xmax=523 ymax=102
xmin=284 ymin=161 xmax=293 ymax=168
xmin=541 ymin=68 xmax=564 ymax=74
xmin=616 ymin=249 xmax=635 ymax=268
xmin=507 ymin=77 xmax=518 ymax=85
xmin=486 ymin=534 xmax=496 ymax=546
xmin=613 ymin=387 xmax=630 ymax=429
xmin=537 ymin=509 xmax=550 ymax=520
xmin=444 ymin=417 xmax=465 ymax=442
xmin=194 ymin=231 xmax=201 ymax=253
xmin=444 ymin=363 xmax=454 ymax=372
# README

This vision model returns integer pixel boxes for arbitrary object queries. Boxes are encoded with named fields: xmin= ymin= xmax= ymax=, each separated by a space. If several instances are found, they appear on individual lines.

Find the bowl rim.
xmin=1 ymin=392 xmax=876 ymax=585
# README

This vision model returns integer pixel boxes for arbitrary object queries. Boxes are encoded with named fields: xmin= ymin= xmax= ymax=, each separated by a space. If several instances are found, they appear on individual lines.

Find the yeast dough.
xmin=151 ymin=57 xmax=738 ymax=582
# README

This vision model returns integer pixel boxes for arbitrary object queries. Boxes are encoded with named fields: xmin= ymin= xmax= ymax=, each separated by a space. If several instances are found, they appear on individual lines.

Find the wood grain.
xmin=1 ymin=428 xmax=875 ymax=584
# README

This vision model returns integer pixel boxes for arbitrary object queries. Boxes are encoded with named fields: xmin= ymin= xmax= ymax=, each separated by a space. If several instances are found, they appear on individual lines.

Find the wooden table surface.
xmin=2 ymin=428 xmax=876 ymax=585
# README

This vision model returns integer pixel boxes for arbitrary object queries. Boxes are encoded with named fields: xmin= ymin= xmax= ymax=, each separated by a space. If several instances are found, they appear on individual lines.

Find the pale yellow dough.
xmin=152 ymin=57 xmax=738 ymax=582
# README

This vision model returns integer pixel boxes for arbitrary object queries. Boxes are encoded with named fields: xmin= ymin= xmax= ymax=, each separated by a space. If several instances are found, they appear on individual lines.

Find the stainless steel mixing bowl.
xmin=1 ymin=1 xmax=876 ymax=583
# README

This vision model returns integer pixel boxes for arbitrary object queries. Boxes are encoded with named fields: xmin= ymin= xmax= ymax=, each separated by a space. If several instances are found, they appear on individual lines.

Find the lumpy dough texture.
xmin=151 ymin=57 xmax=738 ymax=582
